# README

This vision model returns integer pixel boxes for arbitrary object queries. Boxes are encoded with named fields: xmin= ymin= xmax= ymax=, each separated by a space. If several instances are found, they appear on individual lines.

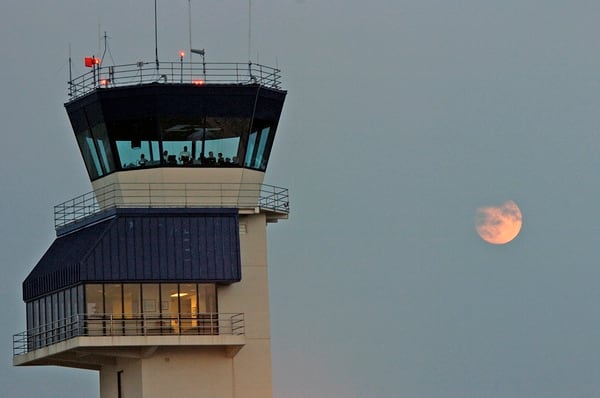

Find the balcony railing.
xmin=54 ymin=182 xmax=289 ymax=230
xmin=13 ymin=312 xmax=244 ymax=356
xmin=68 ymin=61 xmax=283 ymax=100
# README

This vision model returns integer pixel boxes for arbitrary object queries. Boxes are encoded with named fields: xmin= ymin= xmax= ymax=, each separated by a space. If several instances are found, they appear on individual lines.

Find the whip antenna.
xmin=248 ymin=0 xmax=252 ymax=62
xmin=154 ymin=0 xmax=159 ymax=70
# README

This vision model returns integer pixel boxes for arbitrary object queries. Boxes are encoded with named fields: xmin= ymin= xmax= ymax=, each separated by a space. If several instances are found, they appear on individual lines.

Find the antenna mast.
xmin=188 ymin=0 xmax=193 ymax=62
xmin=248 ymin=0 xmax=252 ymax=62
xmin=154 ymin=0 xmax=159 ymax=70
xmin=68 ymin=44 xmax=73 ymax=97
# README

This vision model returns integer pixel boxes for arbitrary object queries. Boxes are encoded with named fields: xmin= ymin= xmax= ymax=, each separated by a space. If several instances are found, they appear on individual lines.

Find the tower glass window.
xmin=91 ymin=123 xmax=117 ymax=173
xmin=66 ymin=85 xmax=285 ymax=180
xmin=24 ymin=282 xmax=220 ymax=345
xmin=76 ymin=130 xmax=104 ymax=179
xmin=85 ymin=284 xmax=104 ymax=315
xmin=104 ymin=284 xmax=123 ymax=316
xmin=142 ymin=284 xmax=160 ymax=316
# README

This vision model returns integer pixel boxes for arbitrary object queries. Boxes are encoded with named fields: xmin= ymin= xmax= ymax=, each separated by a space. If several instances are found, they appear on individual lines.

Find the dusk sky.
xmin=3 ymin=1 xmax=600 ymax=397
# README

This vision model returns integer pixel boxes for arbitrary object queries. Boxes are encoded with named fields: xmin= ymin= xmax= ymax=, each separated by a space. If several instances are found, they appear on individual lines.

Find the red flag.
xmin=84 ymin=57 xmax=100 ymax=67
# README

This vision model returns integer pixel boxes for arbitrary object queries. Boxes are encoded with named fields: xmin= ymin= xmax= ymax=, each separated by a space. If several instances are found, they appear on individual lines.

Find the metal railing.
xmin=54 ymin=182 xmax=289 ymax=229
xmin=13 ymin=312 xmax=244 ymax=356
xmin=68 ymin=61 xmax=282 ymax=100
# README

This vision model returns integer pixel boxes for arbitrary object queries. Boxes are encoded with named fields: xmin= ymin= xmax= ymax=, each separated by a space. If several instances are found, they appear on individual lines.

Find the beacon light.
xmin=179 ymin=51 xmax=185 ymax=58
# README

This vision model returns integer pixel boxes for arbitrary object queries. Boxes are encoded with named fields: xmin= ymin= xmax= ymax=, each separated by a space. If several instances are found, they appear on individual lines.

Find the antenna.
xmin=248 ymin=0 xmax=252 ymax=62
xmin=98 ymin=23 xmax=102 ymax=58
xmin=101 ymin=31 xmax=116 ymax=66
xmin=188 ymin=0 xmax=192 ymax=63
xmin=68 ymin=44 xmax=73 ymax=97
xmin=101 ymin=32 xmax=108 ymax=67
xmin=154 ymin=0 xmax=159 ymax=70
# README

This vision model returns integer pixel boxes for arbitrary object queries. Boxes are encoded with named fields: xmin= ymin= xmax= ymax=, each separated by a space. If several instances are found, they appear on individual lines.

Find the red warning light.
xmin=100 ymin=79 xmax=109 ymax=86
xmin=179 ymin=51 xmax=185 ymax=58
xmin=192 ymin=79 xmax=205 ymax=85
xmin=84 ymin=57 xmax=101 ymax=67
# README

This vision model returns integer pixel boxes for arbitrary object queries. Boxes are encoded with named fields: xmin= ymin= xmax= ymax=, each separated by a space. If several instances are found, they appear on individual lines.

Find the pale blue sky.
xmin=3 ymin=1 xmax=600 ymax=397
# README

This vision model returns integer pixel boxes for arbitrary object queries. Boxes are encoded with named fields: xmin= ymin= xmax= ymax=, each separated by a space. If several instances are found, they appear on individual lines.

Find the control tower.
xmin=12 ymin=58 xmax=288 ymax=398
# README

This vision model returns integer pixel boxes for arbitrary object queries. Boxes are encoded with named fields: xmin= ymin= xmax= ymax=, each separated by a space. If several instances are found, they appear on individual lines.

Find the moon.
xmin=475 ymin=200 xmax=523 ymax=245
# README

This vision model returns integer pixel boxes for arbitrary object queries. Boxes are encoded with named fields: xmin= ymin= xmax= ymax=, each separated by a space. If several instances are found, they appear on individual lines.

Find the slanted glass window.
xmin=244 ymin=131 xmax=258 ymax=167
xmin=245 ymin=121 xmax=274 ymax=171
xmin=91 ymin=123 xmax=117 ymax=173
xmin=253 ymin=127 xmax=271 ymax=170
xmin=76 ymin=130 xmax=104 ymax=179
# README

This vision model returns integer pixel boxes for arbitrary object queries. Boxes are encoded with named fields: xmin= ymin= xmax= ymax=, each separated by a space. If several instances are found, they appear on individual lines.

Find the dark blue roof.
xmin=23 ymin=208 xmax=241 ymax=301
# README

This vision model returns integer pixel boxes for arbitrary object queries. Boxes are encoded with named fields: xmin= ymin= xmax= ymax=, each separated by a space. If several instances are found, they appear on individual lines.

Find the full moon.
xmin=475 ymin=200 xmax=523 ymax=245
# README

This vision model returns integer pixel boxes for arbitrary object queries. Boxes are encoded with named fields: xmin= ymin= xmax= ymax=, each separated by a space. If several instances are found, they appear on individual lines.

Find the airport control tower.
xmin=12 ymin=57 xmax=288 ymax=398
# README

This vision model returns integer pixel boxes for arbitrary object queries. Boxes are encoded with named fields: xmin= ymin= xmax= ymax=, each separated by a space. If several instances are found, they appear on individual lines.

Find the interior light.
xmin=170 ymin=292 xmax=189 ymax=297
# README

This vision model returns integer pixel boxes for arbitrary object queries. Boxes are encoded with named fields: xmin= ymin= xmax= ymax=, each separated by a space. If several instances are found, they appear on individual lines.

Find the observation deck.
xmin=68 ymin=60 xmax=283 ymax=101
xmin=14 ymin=312 xmax=246 ymax=368
xmin=55 ymin=182 xmax=289 ymax=235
